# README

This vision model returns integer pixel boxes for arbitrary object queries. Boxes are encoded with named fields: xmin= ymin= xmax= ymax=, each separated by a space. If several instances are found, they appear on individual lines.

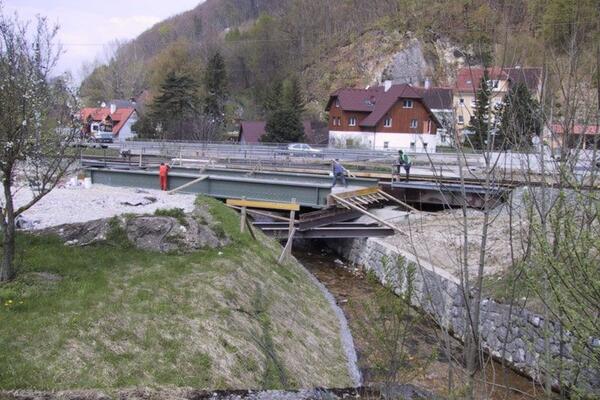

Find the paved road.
xmin=105 ymin=140 xmax=599 ymax=176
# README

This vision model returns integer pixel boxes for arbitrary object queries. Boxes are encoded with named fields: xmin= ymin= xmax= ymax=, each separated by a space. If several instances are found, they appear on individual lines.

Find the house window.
xmin=384 ymin=116 xmax=392 ymax=127
xmin=403 ymin=99 xmax=413 ymax=108
xmin=458 ymin=115 xmax=464 ymax=124
xmin=383 ymin=141 xmax=389 ymax=149
xmin=459 ymin=98 xmax=464 ymax=104
xmin=423 ymin=143 xmax=428 ymax=149
xmin=335 ymin=99 xmax=340 ymax=108
xmin=410 ymin=119 xmax=418 ymax=128
xmin=410 ymin=142 xmax=416 ymax=150
xmin=348 ymin=117 xmax=357 ymax=127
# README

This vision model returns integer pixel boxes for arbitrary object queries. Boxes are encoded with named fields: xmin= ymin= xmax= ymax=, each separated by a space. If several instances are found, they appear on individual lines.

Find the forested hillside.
xmin=79 ymin=0 xmax=599 ymax=140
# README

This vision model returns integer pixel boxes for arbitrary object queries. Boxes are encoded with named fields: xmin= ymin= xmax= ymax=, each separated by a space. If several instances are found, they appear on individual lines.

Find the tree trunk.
xmin=0 ymin=176 xmax=15 ymax=282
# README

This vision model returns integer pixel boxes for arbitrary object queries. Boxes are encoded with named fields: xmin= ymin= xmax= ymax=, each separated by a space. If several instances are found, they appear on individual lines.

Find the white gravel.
xmin=6 ymin=183 xmax=197 ymax=230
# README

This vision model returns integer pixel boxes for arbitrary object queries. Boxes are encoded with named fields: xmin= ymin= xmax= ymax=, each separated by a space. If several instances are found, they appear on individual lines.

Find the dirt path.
xmin=295 ymin=247 xmax=546 ymax=400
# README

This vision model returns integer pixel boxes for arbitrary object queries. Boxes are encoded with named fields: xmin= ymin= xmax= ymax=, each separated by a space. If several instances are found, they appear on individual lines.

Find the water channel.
xmin=294 ymin=244 xmax=548 ymax=400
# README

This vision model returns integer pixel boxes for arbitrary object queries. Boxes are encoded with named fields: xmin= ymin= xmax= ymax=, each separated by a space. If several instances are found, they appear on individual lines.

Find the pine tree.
xmin=262 ymin=109 xmax=305 ymax=143
xmin=499 ymin=82 xmax=541 ymax=149
xmin=261 ymin=77 xmax=306 ymax=143
xmin=466 ymin=73 xmax=492 ymax=149
xmin=150 ymin=71 xmax=200 ymax=138
xmin=203 ymin=50 xmax=227 ymax=127
xmin=263 ymin=80 xmax=283 ymax=114
xmin=282 ymin=77 xmax=305 ymax=116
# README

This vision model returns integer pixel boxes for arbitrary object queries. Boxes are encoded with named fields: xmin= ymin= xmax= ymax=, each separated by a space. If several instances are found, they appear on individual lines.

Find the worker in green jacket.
xmin=397 ymin=150 xmax=412 ymax=181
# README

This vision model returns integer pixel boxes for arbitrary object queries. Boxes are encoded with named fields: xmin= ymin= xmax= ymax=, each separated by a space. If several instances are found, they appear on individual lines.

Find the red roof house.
xmin=455 ymin=66 xmax=542 ymax=97
xmin=325 ymin=83 xmax=446 ymax=151
xmin=80 ymin=105 xmax=138 ymax=141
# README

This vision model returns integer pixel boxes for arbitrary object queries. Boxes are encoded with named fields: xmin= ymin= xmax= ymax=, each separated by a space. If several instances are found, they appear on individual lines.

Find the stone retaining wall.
xmin=329 ymin=237 xmax=599 ymax=394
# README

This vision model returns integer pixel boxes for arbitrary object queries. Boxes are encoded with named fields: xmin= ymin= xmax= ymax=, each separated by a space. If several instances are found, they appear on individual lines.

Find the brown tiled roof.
xmin=359 ymin=84 xmax=422 ymax=127
xmin=455 ymin=66 xmax=542 ymax=93
xmin=455 ymin=67 xmax=508 ymax=92
xmin=412 ymin=87 xmax=453 ymax=110
xmin=505 ymin=68 xmax=542 ymax=92
xmin=325 ymin=87 xmax=383 ymax=112
xmin=238 ymin=121 xmax=266 ymax=143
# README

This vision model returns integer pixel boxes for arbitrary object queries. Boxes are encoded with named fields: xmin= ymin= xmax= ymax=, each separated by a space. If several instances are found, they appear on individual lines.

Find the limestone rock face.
xmin=39 ymin=209 xmax=229 ymax=253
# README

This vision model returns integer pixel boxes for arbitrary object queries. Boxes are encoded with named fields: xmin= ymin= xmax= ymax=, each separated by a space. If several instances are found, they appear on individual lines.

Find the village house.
xmin=454 ymin=66 xmax=542 ymax=137
xmin=238 ymin=120 xmax=315 ymax=144
xmin=325 ymin=82 xmax=447 ymax=152
xmin=80 ymin=101 xmax=138 ymax=142
xmin=545 ymin=122 xmax=600 ymax=150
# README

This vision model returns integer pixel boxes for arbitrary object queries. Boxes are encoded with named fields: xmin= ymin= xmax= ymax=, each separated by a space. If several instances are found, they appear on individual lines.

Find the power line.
xmin=58 ymin=16 xmax=599 ymax=48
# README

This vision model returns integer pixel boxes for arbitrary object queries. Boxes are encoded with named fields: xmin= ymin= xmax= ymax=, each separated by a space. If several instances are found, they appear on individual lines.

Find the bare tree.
xmin=0 ymin=9 xmax=77 ymax=282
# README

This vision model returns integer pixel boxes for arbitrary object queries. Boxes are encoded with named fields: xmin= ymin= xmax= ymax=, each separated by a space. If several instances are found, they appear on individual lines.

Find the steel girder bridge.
xmin=88 ymin=166 xmax=404 ymax=239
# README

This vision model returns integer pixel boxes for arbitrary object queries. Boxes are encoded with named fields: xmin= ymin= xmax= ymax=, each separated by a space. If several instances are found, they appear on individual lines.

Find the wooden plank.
xmin=330 ymin=194 xmax=407 ymax=236
xmin=227 ymin=205 xmax=294 ymax=223
xmin=240 ymin=206 xmax=247 ymax=233
xmin=226 ymin=198 xmax=300 ymax=211
xmin=167 ymin=174 xmax=208 ymax=195
xmin=278 ymin=227 xmax=296 ymax=264
xmin=332 ymin=186 xmax=380 ymax=200
xmin=244 ymin=216 xmax=257 ymax=240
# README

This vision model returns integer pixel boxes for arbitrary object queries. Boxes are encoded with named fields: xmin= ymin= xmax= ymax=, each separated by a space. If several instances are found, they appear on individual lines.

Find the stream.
xmin=294 ymin=244 xmax=547 ymax=400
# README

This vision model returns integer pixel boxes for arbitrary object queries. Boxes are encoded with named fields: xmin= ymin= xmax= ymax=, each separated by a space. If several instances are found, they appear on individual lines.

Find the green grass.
xmin=153 ymin=207 xmax=188 ymax=226
xmin=0 ymin=196 xmax=351 ymax=390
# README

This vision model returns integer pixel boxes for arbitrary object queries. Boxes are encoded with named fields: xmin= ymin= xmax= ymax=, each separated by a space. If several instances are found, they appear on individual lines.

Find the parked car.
xmin=286 ymin=143 xmax=322 ymax=157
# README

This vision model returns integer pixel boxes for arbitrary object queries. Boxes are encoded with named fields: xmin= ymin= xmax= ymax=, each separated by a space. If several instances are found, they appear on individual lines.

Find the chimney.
xmin=110 ymin=103 xmax=116 ymax=114
xmin=424 ymin=77 xmax=431 ymax=89
xmin=383 ymin=80 xmax=392 ymax=92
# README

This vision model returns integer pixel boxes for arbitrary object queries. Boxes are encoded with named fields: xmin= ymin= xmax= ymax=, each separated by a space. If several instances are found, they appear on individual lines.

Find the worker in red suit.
xmin=159 ymin=162 xmax=170 ymax=191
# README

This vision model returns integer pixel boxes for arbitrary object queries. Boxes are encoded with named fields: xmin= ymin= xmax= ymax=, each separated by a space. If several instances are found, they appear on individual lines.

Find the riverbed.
xmin=294 ymin=246 xmax=547 ymax=400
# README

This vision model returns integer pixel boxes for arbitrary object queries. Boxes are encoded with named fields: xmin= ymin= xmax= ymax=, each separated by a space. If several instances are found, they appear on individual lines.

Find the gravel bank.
xmin=6 ymin=184 xmax=197 ymax=230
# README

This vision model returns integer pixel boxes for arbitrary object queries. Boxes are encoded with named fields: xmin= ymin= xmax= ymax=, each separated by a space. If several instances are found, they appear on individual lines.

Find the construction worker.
xmin=397 ymin=150 xmax=412 ymax=181
xmin=159 ymin=162 xmax=170 ymax=191
xmin=331 ymin=159 xmax=349 ymax=188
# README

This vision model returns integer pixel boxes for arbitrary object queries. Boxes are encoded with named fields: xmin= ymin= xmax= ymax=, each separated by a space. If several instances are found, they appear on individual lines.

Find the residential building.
xmin=545 ymin=122 xmax=600 ymax=150
xmin=80 ymin=102 xmax=138 ymax=142
xmin=454 ymin=66 xmax=542 ymax=137
xmin=325 ymin=82 xmax=445 ymax=152
xmin=413 ymin=86 xmax=454 ymax=146
xmin=238 ymin=120 xmax=314 ymax=144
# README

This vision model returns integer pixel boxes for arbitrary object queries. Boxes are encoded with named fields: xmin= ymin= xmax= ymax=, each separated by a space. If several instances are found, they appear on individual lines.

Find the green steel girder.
xmin=88 ymin=168 xmax=373 ymax=208
xmin=167 ymin=166 xmax=376 ymax=187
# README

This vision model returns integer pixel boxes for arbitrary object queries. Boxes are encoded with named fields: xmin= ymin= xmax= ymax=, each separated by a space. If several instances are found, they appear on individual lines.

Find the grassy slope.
xmin=0 ymin=197 xmax=350 ymax=390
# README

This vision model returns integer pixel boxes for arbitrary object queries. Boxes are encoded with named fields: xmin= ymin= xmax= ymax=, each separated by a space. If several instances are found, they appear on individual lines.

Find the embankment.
xmin=329 ymin=237 xmax=600 ymax=395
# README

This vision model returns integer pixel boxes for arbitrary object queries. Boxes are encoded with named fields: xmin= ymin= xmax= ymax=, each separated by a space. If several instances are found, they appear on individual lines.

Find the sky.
xmin=4 ymin=0 xmax=203 ymax=81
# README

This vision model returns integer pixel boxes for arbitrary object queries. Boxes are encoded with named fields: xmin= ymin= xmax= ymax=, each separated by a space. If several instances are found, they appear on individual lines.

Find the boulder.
xmin=38 ymin=210 xmax=229 ymax=253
